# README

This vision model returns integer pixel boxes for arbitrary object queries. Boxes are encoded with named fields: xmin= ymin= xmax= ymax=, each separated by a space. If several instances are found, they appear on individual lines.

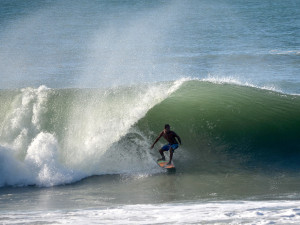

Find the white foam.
xmin=0 ymin=86 xmax=84 ymax=187
xmin=3 ymin=200 xmax=300 ymax=224
xmin=24 ymin=132 xmax=83 ymax=186
xmin=0 ymin=86 xmax=49 ymax=154
xmin=0 ymin=80 xmax=186 ymax=187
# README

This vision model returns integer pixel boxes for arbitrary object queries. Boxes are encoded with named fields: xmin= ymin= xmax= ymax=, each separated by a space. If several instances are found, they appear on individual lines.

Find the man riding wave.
xmin=151 ymin=124 xmax=182 ymax=165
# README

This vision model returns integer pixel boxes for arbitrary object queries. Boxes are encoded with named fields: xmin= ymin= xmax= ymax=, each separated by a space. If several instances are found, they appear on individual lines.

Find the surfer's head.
xmin=164 ymin=124 xmax=170 ymax=132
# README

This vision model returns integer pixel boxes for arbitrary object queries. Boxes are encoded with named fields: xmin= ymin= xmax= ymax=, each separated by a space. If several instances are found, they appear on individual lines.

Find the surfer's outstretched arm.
xmin=151 ymin=131 xmax=163 ymax=149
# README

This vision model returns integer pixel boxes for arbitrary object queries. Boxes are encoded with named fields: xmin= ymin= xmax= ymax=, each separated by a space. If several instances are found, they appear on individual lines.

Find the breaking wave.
xmin=1 ymin=78 xmax=300 ymax=187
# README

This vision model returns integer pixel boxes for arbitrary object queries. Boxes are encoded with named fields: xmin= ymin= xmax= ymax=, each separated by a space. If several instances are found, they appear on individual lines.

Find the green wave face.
xmin=137 ymin=80 xmax=300 ymax=172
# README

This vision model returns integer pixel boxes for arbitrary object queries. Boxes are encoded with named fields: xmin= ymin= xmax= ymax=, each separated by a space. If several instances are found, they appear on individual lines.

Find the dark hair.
xmin=164 ymin=124 xmax=170 ymax=129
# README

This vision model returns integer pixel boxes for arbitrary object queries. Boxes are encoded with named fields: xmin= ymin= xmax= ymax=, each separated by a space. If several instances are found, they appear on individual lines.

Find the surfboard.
xmin=157 ymin=160 xmax=176 ymax=171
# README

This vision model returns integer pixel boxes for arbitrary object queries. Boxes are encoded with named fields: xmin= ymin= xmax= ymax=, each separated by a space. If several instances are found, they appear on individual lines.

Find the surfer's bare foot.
xmin=167 ymin=161 xmax=171 ymax=165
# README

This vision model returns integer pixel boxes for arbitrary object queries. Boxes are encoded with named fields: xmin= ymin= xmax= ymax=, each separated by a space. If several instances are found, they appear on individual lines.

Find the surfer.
xmin=151 ymin=124 xmax=181 ymax=165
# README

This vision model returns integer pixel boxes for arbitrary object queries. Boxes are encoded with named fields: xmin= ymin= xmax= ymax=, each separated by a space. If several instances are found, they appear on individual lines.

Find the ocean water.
xmin=1 ymin=0 xmax=300 ymax=224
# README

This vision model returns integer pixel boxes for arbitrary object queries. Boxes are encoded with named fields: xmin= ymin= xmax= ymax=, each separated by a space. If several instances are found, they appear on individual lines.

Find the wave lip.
xmin=202 ymin=75 xmax=282 ymax=93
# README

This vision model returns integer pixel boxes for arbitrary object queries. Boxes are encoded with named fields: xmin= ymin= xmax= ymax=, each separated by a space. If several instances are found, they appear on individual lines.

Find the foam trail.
xmin=2 ymin=201 xmax=300 ymax=224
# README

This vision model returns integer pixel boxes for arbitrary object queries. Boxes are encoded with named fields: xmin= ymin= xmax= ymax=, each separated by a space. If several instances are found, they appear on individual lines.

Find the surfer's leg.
xmin=167 ymin=144 xmax=178 ymax=164
xmin=158 ymin=148 xmax=165 ymax=161
xmin=158 ymin=144 xmax=170 ymax=161
xmin=168 ymin=148 xmax=174 ymax=165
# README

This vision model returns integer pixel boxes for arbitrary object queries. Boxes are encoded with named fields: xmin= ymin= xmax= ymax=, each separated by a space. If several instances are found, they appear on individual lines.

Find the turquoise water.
xmin=1 ymin=0 xmax=300 ymax=224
